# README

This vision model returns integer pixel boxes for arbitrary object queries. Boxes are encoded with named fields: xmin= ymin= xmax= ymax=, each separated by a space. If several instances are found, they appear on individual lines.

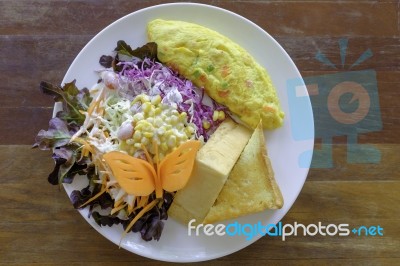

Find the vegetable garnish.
xmin=103 ymin=140 xmax=200 ymax=199
xmin=34 ymin=40 xmax=229 ymax=242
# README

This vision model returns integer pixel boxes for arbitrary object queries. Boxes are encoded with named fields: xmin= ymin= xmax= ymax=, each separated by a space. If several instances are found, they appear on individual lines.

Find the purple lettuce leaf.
xmin=34 ymin=117 xmax=73 ymax=150
xmin=140 ymin=218 xmax=164 ymax=242
xmin=47 ymin=146 xmax=77 ymax=185
xmin=91 ymin=211 xmax=122 ymax=227
xmin=69 ymin=185 xmax=92 ymax=209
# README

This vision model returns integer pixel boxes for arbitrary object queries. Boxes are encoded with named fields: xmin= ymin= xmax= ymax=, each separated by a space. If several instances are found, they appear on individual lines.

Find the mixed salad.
xmin=34 ymin=41 xmax=227 ymax=241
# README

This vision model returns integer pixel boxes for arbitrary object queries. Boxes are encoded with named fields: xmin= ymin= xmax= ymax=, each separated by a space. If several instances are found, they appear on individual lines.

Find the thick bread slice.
xmin=168 ymin=118 xmax=252 ymax=225
xmin=203 ymin=122 xmax=283 ymax=224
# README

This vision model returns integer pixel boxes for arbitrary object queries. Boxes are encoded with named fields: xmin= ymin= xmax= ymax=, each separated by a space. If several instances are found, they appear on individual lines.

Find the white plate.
xmin=61 ymin=3 xmax=314 ymax=263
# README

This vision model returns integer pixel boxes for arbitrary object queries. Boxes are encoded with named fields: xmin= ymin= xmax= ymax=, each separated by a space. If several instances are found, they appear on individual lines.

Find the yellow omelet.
xmin=147 ymin=19 xmax=284 ymax=129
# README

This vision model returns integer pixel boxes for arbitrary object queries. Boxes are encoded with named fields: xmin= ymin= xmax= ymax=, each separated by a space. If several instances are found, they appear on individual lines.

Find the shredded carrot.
xmin=141 ymin=144 xmax=153 ymax=166
xmin=87 ymin=99 xmax=100 ymax=116
xmin=137 ymin=196 xmax=149 ymax=208
xmin=127 ymin=203 xmax=134 ymax=215
xmin=79 ymin=187 xmax=106 ymax=208
xmin=79 ymin=176 xmax=107 ymax=208
xmin=97 ymin=106 xmax=105 ymax=116
xmin=73 ymin=137 xmax=94 ymax=154
xmin=113 ymin=197 xmax=125 ymax=208
xmin=111 ymin=203 xmax=127 ymax=215
xmin=87 ymin=87 xmax=106 ymax=116
xmin=119 ymin=198 xmax=160 ymax=246
xmin=153 ymin=141 xmax=163 ymax=199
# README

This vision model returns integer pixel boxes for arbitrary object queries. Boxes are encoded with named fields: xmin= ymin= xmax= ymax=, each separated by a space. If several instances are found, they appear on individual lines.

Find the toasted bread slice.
xmin=168 ymin=118 xmax=252 ymax=225
xmin=203 ymin=122 xmax=283 ymax=224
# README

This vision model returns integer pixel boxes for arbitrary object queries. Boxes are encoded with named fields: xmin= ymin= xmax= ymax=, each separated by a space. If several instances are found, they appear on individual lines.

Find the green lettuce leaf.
xmin=115 ymin=41 xmax=158 ymax=60
xmin=39 ymin=80 xmax=92 ymax=124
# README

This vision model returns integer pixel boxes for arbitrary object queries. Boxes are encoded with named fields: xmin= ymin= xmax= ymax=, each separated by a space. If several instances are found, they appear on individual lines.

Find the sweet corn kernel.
xmin=151 ymin=95 xmax=162 ymax=105
xmin=143 ymin=132 xmax=153 ymax=138
xmin=132 ymin=94 xmax=149 ymax=104
xmin=179 ymin=112 xmax=187 ymax=121
xmin=170 ymin=116 xmax=178 ymax=125
xmin=133 ymin=113 xmax=144 ymax=122
xmin=141 ymin=95 xmax=150 ymax=102
xmin=157 ymin=127 xmax=166 ymax=136
xmin=167 ymin=135 xmax=177 ymax=148
xmin=175 ymin=131 xmax=185 ymax=140
xmin=165 ymin=129 xmax=173 ymax=136
xmin=185 ymin=126 xmax=194 ymax=135
xmin=135 ymin=123 xmax=143 ymax=131
xmin=147 ymin=106 xmax=155 ymax=117
xmin=154 ymin=117 xmax=163 ymax=127
xmin=146 ymin=117 xmax=154 ymax=125
xmin=212 ymin=110 xmax=219 ymax=121
xmin=160 ymin=143 xmax=168 ymax=152
xmin=202 ymin=120 xmax=211 ymax=129
xmin=218 ymin=111 xmax=226 ymax=120
xmin=126 ymin=138 xmax=135 ymax=145
xmin=142 ymin=102 xmax=151 ymax=113
xmin=141 ymin=137 xmax=149 ymax=145
xmin=133 ymin=131 xmax=141 ymax=141
xmin=155 ymin=107 xmax=162 ymax=115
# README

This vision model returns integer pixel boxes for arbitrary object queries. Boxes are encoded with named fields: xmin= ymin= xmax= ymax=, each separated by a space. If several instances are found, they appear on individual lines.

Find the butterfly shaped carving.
xmin=103 ymin=140 xmax=201 ymax=199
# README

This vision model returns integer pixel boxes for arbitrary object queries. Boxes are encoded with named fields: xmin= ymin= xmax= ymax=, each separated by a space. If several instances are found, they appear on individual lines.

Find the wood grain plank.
xmin=0 ymin=107 xmax=53 ymax=145
xmin=277 ymin=36 xmax=400 ymax=72
xmin=0 ymin=1 xmax=398 ymax=37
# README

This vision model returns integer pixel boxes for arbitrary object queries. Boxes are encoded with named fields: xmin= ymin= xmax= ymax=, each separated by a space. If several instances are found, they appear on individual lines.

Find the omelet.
xmin=147 ymin=19 xmax=284 ymax=129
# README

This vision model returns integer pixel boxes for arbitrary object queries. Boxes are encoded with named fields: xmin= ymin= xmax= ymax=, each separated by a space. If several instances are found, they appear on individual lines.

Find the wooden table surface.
xmin=1 ymin=1 xmax=399 ymax=265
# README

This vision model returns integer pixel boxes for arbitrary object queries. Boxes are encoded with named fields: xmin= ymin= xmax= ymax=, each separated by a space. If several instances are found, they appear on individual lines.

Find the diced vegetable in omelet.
xmin=147 ymin=19 xmax=284 ymax=129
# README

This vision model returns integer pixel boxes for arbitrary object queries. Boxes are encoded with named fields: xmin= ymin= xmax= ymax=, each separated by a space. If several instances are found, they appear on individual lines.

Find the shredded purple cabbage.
xmin=118 ymin=58 xmax=226 ymax=140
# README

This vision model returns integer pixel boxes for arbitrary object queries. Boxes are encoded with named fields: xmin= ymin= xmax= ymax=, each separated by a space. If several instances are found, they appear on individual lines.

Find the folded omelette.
xmin=147 ymin=19 xmax=284 ymax=129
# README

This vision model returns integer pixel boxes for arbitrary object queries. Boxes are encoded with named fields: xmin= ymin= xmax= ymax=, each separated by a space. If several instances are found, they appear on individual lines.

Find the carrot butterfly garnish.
xmin=102 ymin=140 xmax=200 ymax=243
xmin=102 ymin=140 xmax=201 ymax=199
